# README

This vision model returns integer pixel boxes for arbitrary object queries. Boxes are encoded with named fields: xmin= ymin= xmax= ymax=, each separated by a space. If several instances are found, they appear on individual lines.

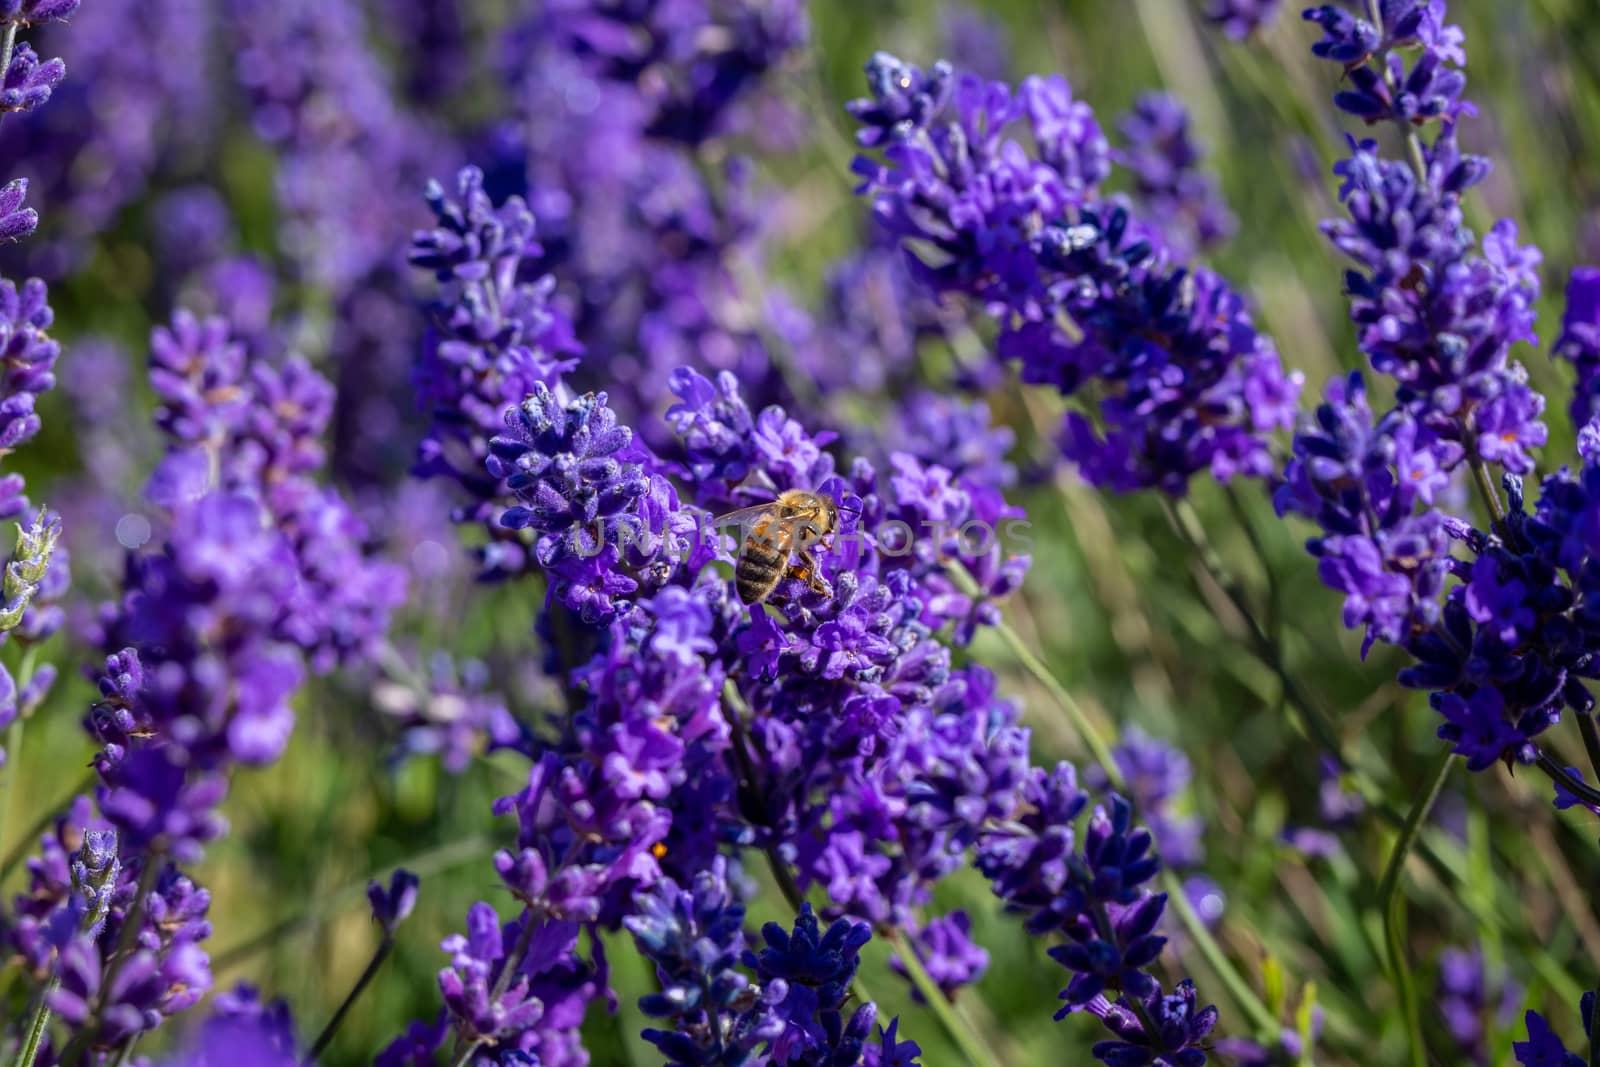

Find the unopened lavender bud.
xmin=368 ymin=869 xmax=420 ymax=934
xmin=0 ymin=507 xmax=59 ymax=631
xmin=70 ymin=828 xmax=121 ymax=938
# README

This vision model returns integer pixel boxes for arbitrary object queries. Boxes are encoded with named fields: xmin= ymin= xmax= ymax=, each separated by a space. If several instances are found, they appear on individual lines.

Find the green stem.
xmin=110 ymin=1034 xmax=139 ymax=1067
xmin=212 ymin=835 xmax=491 ymax=971
xmin=0 ymin=643 xmax=41 ymax=871
xmin=886 ymin=927 xmax=1003 ymax=1067
xmin=946 ymin=563 xmax=1122 ymax=786
xmin=1165 ymin=498 xmax=1351 ymax=763
xmin=1161 ymin=868 xmax=1281 ymax=1037
xmin=0 ymin=22 xmax=17 ymax=133
xmin=304 ymin=936 xmax=395 ymax=1063
xmin=1378 ymin=750 xmax=1455 ymax=1067
xmin=448 ymin=1039 xmax=483 ymax=1067
xmin=1361 ymin=0 xmax=1432 ymax=186
xmin=1536 ymin=753 xmax=1600 ymax=810
xmin=1188 ymin=496 xmax=1491 ymax=898
xmin=1468 ymin=459 xmax=1507 ymax=529
xmin=17 ymin=974 xmax=59 ymax=1067
xmin=1578 ymin=715 xmax=1600 ymax=786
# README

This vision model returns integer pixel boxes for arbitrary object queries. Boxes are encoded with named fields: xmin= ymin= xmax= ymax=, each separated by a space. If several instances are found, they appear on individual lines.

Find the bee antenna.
xmin=837 ymin=502 xmax=862 ymax=517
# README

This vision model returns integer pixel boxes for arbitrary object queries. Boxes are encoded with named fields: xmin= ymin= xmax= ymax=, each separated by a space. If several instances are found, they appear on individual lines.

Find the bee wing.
xmin=711 ymin=503 xmax=778 ymax=532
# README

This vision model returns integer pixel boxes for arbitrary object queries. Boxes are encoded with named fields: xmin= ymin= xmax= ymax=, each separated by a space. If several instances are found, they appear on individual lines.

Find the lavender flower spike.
xmin=0 ymin=178 xmax=37 ymax=241
xmin=0 ymin=507 xmax=59 ymax=631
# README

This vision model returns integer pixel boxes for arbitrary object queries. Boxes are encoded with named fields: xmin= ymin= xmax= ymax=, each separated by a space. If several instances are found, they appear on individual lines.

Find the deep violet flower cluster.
xmin=0 ymin=3 xmax=74 ymax=117
xmin=1276 ymin=0 xmax=1600 ymax=776
xmin=409 ymin=164 xmax=581 ymax=577
xmin=625 ymin=863 xmax=908 ymax=1067
xmin=975 ymin=764 xmax=1218 ymax=1064
xmin=1512 ymin=995 xmax=1594 ymax=1067
xmin=847 ymin=52 xmax=1302 ymax=495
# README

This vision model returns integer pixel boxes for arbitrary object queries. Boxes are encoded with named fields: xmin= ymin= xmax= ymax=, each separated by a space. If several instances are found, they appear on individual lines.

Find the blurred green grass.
xmin=8 ymin=1 xmax=1600 ymax=1064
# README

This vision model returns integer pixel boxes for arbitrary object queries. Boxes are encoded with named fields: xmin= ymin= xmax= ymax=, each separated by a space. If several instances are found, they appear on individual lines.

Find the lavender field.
xmin=3 ymin=1 xmax=1600 ymax=1064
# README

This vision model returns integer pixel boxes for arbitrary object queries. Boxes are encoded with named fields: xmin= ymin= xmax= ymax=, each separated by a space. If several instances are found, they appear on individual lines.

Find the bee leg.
xmin=790 ymin=550 xmax=834 ymax=597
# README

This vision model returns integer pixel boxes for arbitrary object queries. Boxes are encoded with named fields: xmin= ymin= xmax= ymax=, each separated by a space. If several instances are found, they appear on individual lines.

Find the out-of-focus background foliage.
xmin=6 ymin=1 xmax=1600 ymax=1064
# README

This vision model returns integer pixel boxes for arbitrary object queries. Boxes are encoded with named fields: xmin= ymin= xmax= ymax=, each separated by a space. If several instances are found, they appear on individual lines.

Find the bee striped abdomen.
xmin=736 ymin=525 xmax=790 ymax=605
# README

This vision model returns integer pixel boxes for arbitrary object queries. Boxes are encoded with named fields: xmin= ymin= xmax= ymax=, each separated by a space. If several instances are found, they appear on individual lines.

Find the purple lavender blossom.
xmin=0 ymin=42 xmax=64 ymax=113
xmin=36 ymin=854 xmax=216 ymax=1053
xmin=1116 ymin=92 xmax=1235 ymax=254
xmin=861 ymin=1018 xmax=923 ymax=1067
xmin=1275 ymin=373 xmax=1455 ymax=656
xmin=1513 ymin=998 xmax=1591 ymax=1067
xmin=1437 ymin=946 xmax=1521 ymax=1065
xmin=368 ymin=870 xmax=420 ymax=935
xmin=171 ymin=984 xmax=301 ymax=1067
xmin=1302 ymin=1 xmax=1542 ymax=480
xmin=971 ymin=756 xmax=1219 ymax=1061
xmin=888 ymin=911 xmax=989 ymax=1002
xmin=410 ymin=166 xmax=580 ymax=529
xmin=1321 ymin=134 xmax=1544 ymax=475
xmin=624 ymin=857 xmax=783 ymax=1065
xmin=0 ymin=273 xmax=59 ymax=513
xmin=1304 ymin=2 xmax=1468 ymax=123
xmin=1556 ymin=266 xmax=1600 ymax=426
xmin=1280 ymin=2 xmax=1600 ymax=776
xmin=0 ymin=177 xmax=36 ymax=241
xmin=749 ymin=902 xmax=876 ymax=1065
xmin=491 ymin=386 xmax=647 ymax=567
xmin=1203 ymin=0 xmax=1281 ymax=40
xmin=380 ymin=901 xmax=602 ymax=1067
xmin=0 ymin=1 xmax=82 ymax=21
xmin=849 ymin=54 xmax=1301 ymax=494
xmin=95 ymin=492 xmax=304 ymax=768
xmin=141 ymin=310 xmax=406 ymax=673
xmin=1086 ymin=978 xmax=1219 ymax=1067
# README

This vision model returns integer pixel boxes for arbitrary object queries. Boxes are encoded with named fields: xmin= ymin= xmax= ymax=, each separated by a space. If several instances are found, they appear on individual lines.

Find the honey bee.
xmin=715 ymin=490 xmax=841 ymax=605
